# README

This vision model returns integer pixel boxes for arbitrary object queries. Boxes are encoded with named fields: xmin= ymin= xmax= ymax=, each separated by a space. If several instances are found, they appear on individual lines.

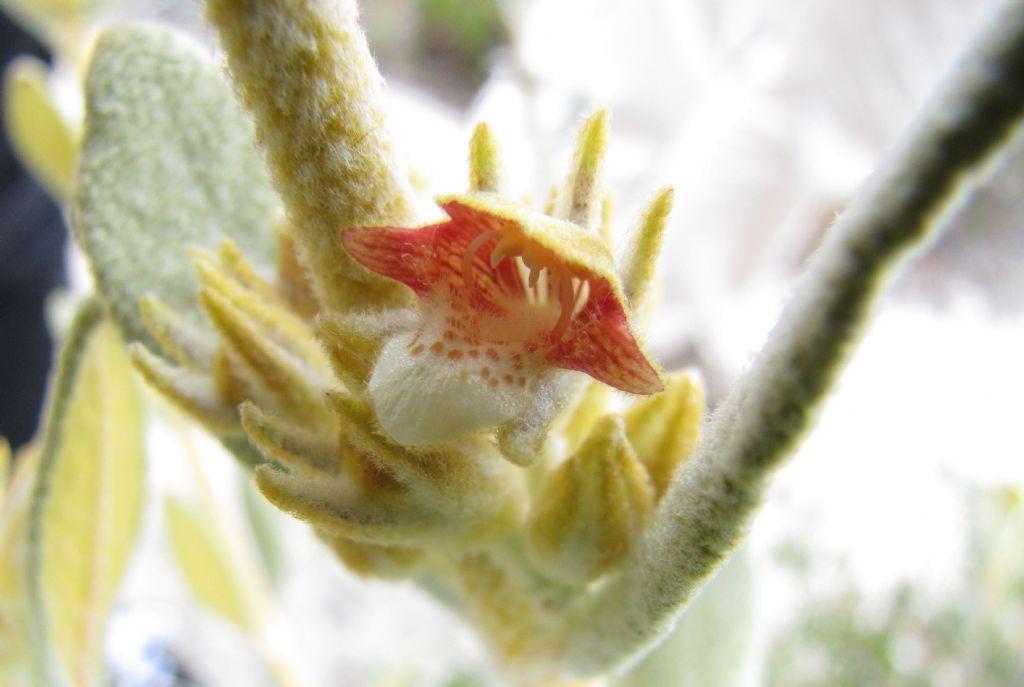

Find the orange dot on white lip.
xmin=368 ymin=332 xmax=535 ymax=446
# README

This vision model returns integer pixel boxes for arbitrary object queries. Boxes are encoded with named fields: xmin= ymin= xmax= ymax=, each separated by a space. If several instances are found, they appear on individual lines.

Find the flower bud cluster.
xmin=130 ymin=29 xmax=703 ymax=668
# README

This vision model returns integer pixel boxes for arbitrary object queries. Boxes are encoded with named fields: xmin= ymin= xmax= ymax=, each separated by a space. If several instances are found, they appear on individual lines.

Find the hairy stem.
xmin=565 ymin=0 xmax=1024 ymax=674
xmin=204 ymin=0 xmax=415 ymax=312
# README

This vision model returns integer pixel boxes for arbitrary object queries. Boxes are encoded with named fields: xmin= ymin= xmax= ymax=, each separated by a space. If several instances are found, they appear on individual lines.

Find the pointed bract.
xmin=469 ymin=122 xmax=504 ymax=193
xmin=130 ymin=343 xmax=240 ymax=434
xmin=139 ymin=294 xmax=217 ymax=371
xmin=217 ymin=239 xmax=281 ymax=305
xmin=192 ymin=249 xmax=323 ymax=363
xmin=317 ymin=530 xmax=422 ymax=580
xmin=621 ymin=187 xmax=674 ymax=310
xmin=326 ymin=390 xmax=523 ymax=519
xmin=240 ymin=402 xmax=339 ymax=475
xmin=200 ymin=288 xmax=332 ymax=426
xmin=556 ymin=110 xmax=609 ymax=231
xmin=598 ymin=192 xmax=614 ymax=248
xmin=255 ymin=465 xmax=495 ymax=548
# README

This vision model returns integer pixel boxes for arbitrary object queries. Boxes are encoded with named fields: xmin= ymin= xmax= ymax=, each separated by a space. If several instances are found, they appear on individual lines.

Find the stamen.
xmin=463 ymin=230 xmax=500 ymax=284
xmin=520 ymin=249 xmax=539 ymax=270
xmin=542 ymin=268 xmax=554 ymax=304
xmin=529 ymin=264 xmax=542 ymax=290
xmin=551 ymin=267 xmax=577 ymax=341
xmin=461 ymin=229 xmax=500 ymax=307
xmin=572 ymin=279 xmax=591 ymax=317
xmin=489 ymin=236 xmax=520 ymax=269
xmin=452 ymin=225 xmax=592 ymax=345
xmin=515 ymin=257 xmax=536 ymax=304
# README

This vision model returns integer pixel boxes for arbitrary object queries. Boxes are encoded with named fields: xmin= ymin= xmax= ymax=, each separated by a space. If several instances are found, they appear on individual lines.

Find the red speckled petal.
xmin=341 ymin=225 xmax=439 ymax=295
xmin=343 ymin=217 xmax=526 ymax=314
xmin=548 ymin=287 xmax=663 ymax=395
xmin=344 ymin=204 xmax=662 ymax=397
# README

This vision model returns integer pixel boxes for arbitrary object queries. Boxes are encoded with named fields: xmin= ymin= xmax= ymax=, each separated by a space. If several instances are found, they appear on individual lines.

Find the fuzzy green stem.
xmin=564 ymin=0 xmax=1024 ymax=674
xmin=204 ymin=0 xmax=415 ymax=312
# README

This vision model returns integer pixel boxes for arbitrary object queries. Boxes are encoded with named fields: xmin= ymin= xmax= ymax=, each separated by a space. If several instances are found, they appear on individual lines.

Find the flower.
xmin=341 ymin=192 xmax=664 ymax=447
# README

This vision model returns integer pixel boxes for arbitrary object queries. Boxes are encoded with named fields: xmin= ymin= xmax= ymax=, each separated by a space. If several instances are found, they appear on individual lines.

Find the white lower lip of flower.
xmin=369 ymin=332 xmax=535 ymax=446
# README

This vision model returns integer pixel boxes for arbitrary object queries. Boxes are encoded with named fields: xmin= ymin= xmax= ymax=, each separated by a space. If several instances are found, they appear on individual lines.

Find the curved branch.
xmin=565 ymin=0 xmax=1024 ymax=674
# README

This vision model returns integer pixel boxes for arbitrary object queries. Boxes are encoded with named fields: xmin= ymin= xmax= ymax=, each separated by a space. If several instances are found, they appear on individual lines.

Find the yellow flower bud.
xmin=623 ymin=369 xmax=704 ymax=498
xmin=528 ymin=415 xmax=653 ymax=585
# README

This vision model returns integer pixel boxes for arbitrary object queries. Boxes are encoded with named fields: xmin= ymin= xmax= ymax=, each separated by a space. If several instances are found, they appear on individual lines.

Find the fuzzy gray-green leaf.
xmin=74 ymin=23 xmax=277 ymax=349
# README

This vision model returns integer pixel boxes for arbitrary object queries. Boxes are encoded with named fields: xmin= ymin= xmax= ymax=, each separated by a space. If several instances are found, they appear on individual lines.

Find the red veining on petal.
xmin=340 ymin=225 xmax=437 ymax=295
xmin=547 ymin=283 xmax=663 ymax=394
xmin=341 ymin=202 xmax=663 ymax=395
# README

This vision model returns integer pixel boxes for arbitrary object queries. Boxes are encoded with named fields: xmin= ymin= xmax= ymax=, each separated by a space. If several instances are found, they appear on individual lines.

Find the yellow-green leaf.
xmin=165 ymin=496 xmax=254 ymax=630
xmin=2 ymin=56 xmax=77 ymax=201
xmin=27 ymin=302 xmax=146 ymax=687
xmin=1 ymin=444 xmax=39 ymax=603
xmin=1 ymin=444 xmax=41 ymax=687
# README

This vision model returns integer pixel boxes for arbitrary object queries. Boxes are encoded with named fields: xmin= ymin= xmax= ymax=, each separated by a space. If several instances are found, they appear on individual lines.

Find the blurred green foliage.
xmin=417 ymin=0 xmax=504 ymax=75
xmin=361 ymin=0 xmax=505 ymax=103
xmin=769 ymin=488 xmax=1024 ymax=687
xmin=440 ymin=673 xmax=489 ymax=687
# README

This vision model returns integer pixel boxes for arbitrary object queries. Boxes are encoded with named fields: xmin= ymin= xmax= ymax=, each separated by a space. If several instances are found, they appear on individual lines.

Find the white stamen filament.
xmin=572 ymin=279 xmax=591 ymax=317
xmin=462 ymin=230 xmax=501 ymax=309
xmin=552 ymin=270 xmax=577 ymax=340
xmin=490 ymin=236 xmax=518 ymax=269
xmin=482 ymin=231 xmax=592 ymax=341
xmin=515 ymin=257 xmax=536 ymax=305
xmin=528 ymin=263 xmax=542 ymax=290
